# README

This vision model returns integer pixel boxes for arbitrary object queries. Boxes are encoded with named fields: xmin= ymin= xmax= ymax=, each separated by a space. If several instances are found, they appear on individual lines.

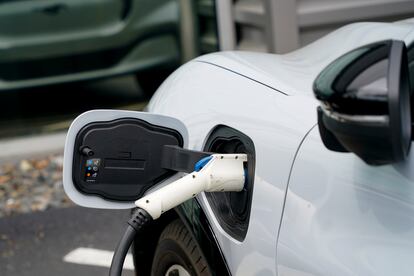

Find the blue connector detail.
xmin=194 ymin=156 xmax=213 ymax=172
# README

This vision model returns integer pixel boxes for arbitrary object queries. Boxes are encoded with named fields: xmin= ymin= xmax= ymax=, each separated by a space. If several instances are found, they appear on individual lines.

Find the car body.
xmin=126 ymin=19 xmax=414 ymax=276
xmin=0 ymin=0 xmax=180 ymax=91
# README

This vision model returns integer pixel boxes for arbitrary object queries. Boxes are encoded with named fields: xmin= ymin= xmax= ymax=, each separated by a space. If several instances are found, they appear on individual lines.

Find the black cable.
xmin=109 ymin=208 xmax=152 ymax=276
xmin=109 ymin=226 xmax=136 ymax=276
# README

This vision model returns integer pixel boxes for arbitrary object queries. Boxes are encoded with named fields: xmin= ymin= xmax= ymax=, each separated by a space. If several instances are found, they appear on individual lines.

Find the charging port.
xmin=204 ymin=125 xmax=255 ymax=241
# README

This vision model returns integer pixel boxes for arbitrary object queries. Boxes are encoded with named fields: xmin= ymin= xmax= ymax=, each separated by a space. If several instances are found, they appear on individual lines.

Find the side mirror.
xmin=314 ymin=40 xmax=412 ymax=165
xmin=63 ymin=110 xmax=189 ymax=209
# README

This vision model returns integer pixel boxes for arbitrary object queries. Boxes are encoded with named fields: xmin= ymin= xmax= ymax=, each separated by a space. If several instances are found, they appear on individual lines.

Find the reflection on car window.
xmin=347 ymin=58 xmax=388 ymax=99
xmin=314 ymin=41 xmax=394 ymax=115
xmin=314 ymin=41 xmax=392 ymax=101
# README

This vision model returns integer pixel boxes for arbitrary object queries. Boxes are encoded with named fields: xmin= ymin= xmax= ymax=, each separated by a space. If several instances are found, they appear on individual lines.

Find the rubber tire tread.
xmin=151 ymin=219 xmax=211 ymax=276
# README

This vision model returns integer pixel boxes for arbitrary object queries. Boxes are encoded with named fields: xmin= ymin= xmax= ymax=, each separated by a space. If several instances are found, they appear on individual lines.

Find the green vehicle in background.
xmin=0 ymin=0 xmax=218 ymax=95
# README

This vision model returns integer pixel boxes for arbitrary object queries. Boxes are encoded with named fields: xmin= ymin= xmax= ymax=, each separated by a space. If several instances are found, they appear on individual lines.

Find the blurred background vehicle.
xmin=0 ymin=0 xmax=219 ymax=139
xmin=0 ymin=0 xmax=414 ymax=275
xmin=0 ymin=0 xmax=218 ymax=95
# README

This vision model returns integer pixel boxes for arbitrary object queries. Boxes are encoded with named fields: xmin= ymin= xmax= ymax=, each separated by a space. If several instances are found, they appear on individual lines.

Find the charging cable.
xmin=109 ymin=153 xmax=247 ymax=276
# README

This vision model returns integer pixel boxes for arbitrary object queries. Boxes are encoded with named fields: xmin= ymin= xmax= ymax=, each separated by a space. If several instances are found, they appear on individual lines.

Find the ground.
xmin=0 ymin=206 xmax=135 ymax=276
xmin=0 ymin=154 xmax=70 ymax=217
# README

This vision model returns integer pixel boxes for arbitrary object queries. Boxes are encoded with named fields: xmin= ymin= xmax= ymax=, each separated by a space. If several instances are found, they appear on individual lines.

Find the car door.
xmin=0 ymin=0 xmax=127 ymax=81
xmin=277 ymin=125 xmax=414 ymax=276
xmin=0 ymin=0 xmax=124 ymax=39
xmin=276 ymin=40 xmax=414 ymax=276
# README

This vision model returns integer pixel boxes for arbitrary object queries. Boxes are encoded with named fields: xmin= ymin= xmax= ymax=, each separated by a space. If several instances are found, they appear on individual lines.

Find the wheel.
xmin=151 ymin=219 xmax=211 ymax=276
xmin=135 ymin=66 xmax=176 ymax=98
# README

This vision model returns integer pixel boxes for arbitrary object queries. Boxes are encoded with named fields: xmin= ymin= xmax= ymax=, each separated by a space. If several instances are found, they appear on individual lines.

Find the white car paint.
xmin=277 ymin=127 xmax=414 ymax=276
xmin=61 ymin=19 xmax=414 ymax=275
xmin=196 ymin=22 xmax=414 ymax=97
xmin=149 ymin=60 xmax=318 ymax=275
xmin=146 ymin=20 xmax=414 ymax=275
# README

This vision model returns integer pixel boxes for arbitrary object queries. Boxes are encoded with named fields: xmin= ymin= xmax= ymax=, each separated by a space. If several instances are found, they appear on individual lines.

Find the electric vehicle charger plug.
xmin=135 ymin=154 xmax=247 ymax=219
xmin=109 ymin=153 xmax=247 ymax=276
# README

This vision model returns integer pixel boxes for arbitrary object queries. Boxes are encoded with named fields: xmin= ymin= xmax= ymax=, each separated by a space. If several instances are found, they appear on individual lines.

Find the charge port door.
xmin=203 ymin=125 xmax=256 ymax=241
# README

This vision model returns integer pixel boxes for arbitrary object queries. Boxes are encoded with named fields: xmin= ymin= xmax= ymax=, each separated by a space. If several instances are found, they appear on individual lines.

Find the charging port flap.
xmin=63 ymin=110 xmax=189 ymax=209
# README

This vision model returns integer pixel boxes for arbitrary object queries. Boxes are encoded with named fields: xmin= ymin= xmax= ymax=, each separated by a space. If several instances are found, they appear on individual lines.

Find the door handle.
xmin=33 ymin=3 xmax=68 ymax=16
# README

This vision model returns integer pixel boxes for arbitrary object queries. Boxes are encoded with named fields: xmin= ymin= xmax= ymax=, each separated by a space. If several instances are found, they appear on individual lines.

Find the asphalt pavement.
xmin=0 ymin=206 xmax=135 ymax=276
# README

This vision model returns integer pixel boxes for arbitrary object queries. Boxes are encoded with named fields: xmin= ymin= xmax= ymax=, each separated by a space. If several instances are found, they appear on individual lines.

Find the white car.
xmin=63 ymin=19 xmax=414 ymax=276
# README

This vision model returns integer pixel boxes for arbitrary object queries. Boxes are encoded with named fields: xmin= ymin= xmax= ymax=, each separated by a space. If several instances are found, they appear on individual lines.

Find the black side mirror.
xmin=314 ymin=40 xmax=411 ymax=165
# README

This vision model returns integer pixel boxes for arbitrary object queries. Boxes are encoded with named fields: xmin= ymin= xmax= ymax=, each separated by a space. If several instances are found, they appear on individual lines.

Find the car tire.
xmin=135 ymin=66 xmax=175 ymax=98
xmin=151 ymin=219 xmax=211 ymax=276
